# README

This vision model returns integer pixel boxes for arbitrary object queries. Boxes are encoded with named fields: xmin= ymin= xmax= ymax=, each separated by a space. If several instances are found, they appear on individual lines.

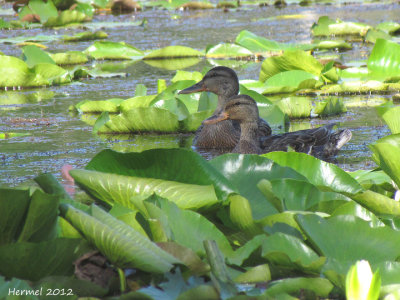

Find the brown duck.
xmin=179 ymin=66 xmax=271 ymax=149
xmin=204 ymin=95 xmax=352 ymax=157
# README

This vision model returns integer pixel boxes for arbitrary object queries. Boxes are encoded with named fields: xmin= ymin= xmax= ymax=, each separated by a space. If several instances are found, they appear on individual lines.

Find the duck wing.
xmin=260 ymin=124 xmax=337 ymax=154
xmin=257 ymin=117 xmax=272 ymax=137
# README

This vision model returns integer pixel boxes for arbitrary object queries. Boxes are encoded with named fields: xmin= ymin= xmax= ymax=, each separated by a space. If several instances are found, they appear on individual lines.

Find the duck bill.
xmin=178 ymin=81 xmax=206 ymax=94
xmin=203 ymin=112 xmax=229 ymax=125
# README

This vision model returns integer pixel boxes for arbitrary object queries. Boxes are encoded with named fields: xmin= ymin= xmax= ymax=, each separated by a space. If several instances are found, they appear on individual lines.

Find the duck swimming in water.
xmin=204 ymin=95 xmax=352 ymax=157
xmin=179 ymin=66 xmax=271 ymax=149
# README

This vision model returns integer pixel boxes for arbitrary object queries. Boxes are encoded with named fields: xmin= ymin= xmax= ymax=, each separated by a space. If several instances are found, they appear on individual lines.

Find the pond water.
xmin=0 ymin=1 xmax=397 ymax=186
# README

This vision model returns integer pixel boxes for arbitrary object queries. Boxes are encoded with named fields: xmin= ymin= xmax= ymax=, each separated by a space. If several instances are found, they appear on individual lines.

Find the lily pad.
xmin=259 ymin=50 xmax=323 ymax=82
xmin=63 ymin=30 xmax=108 ymax=42
xmin=49 ymin=51 xmax=88 ymax=65
xmin=263 ymin=70 xmax=320 ymax=94
xmin=205 ymin=43 xmax=253 ymax=58
xmin=143 ymin=46 xmax=204 ymax=59
xmin=18 ymin=0 xmax=58 ymax=24
xmin=84 ymin=41 xmax=144 ymax=60
xmin=276 ymin=96 xmax=312 ymax=118
xmin=314 ymin=97 xmax=347 ymax=117
xmin=44 ymin=10 xmax=89 ymax=27
xmin=368 ymin=38 xmax=400 ymax=80
xmin=311 ymin=16 xmax=371 ymax=37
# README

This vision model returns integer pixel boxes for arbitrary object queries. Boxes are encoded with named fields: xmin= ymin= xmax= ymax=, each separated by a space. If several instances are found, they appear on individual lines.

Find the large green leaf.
xmin=70 ymin=169 xmax=219 ymax=210
xmin=143 ymin=46 xmax=204 ymax=59
xmin=49 ymin=51 xmax=88 ymax=65
xmin=205 ymin=43 xmax=252 ymax=58
xmin=261 ymin=233 xmax=324 ymax=273
xmin=264 ymin=277 xmax=333 ymax=297
xmin=84 ymin=149 xmax=235 ymax=201
xmin=75 ymin=98 xmax=124 ymax=113
xmin=145 ymin=198 xmax=232 ymax=257
xmin=0 ymin=189 xmax=30 ymax=245
xmin=18 ymin=0 xmax=58 ymax=23
xmin=22 ymin=45 xmax=55 ymax=68
xmin=96 ymin=107 xmax=180 ymax=133
xmin=263 ymin=152 xmax=363 ymax=195
xmin=311 ymin=16 xmax=371 ymax=36
xmin=351 ymin=190 xmax=400 ymax=217
xmin=44 ymin=10 xmax=89 ymax=27
xmin=210 ymin=154 xmax=306 ymax=219
xmin=368 ymin=39 xmax=400 ymax=79
xmin=297 ymin=214 xmax=400 ymax=263
xmin=235 ymin=30 xmax=309 ymax=53
xmin=275 ymin=96 xmax=311 ymax=119
xmin=314 ymin=97 xmax=347 ymax=117
xmin=262 ymin=178 xmax=350 ymax=212
xmin=60 ymin=204 xmax=179 ymax=273
xmin=369 ymin=134 xmax=400 ymax=188
xmin=0 ymin=238 xmax=87 ymax=281
xmin=63 ymin=30 xmax=108 ymax=42
xmin=17 ymin=190 xmax=59 ymax=243
xmin=263 ymin=70 xmax=320 ymax=94
xmin=259 ymin=50 xmax=323 ymax=82
xmin=84 ymin=41 xmax=144 ymax=60
xmin=381 ymin=106 xmax=400 ymax=134
xmin=0 ymin=55 xmax=46 ymax=87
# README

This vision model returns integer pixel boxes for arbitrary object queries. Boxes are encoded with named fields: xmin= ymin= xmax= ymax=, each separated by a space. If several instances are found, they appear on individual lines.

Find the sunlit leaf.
xmin=144 ymin=46 xmax=204 ymax=59
xmin=84 ymin=41 xmax=144 ymax=60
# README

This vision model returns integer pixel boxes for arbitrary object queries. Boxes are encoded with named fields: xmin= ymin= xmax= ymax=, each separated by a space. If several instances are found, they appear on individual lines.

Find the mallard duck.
xmin=179 ymin=66 xmax=271 ymax=149
xmin=204 ymin=95 xmax=352 ymax=157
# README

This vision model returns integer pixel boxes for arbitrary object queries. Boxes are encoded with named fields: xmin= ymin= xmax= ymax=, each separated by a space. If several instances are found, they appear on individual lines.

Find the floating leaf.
xmin=18 ymin=0 xmax=58 ymax=23
xmin=263 ymin=70 xmax=320 ymax=94
xmin=314 ymin=97 xmax=347 ymax=117
xmin=263 ymin=152 xmax=363 ymax=195
xmin=368 ymin=39 xmax=400 ymax=79
xmin=22 ymin=45 xmax=55 ymax=68
xmin=205 ymin=43 xmax=253 ymax=58
xmin=84 ymin=41 xmax=144 ymax=60
xmin=60 ymin=204 xmax=179 ymax=273
xmin=311 ymin=16 xmax=371 ymax=37
xmin=380 ymin=106 xmax=400 ymax=134
xmin=63 ymin=31 xmax=108 ymax=42
xmin=144 ymin=46 xmax=204 ymax=59
xmin=260 ymin=50 xmax=323 ymax=82
xmin=276 ymin=96 xmax=312 ymax=118
xmin=44 ymin=10 xmax=89 ymax=27
xmin=49 ymin=51 xmax=88 ymax=65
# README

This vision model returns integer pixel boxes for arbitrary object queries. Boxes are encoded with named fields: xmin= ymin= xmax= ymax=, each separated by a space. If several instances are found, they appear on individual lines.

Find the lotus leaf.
xmin=261 ymin=232 xmax=324 ymax=273
xmin=311 ymin=16 xmax=371 ymax=36
xmin=144 ymin=198 xmax=232 ymax=256
xmin=172 ymin=70 xmax=203 ymax=83
xmin=276 ymin=96 xmax=312 ymax=118
xmin=49 ymin=51 xmax=88 ymax=65
xmin=205 ymin=43 xmax=253 ymax=58
xmin=70 ymin=169 xmax=219 ymax=210
xmin=370 ymin=134 xmax=400 ymax=189
xmin=63 ymin=30 xmax=108 ymax=42
xmin=84 ymin=149 xmax=236 ymax=201
xmin=381 ymin=106 xmax=400 ymax=134
xmin=320 ymin=80 xmax=388 ymax=94
xmin=263 ymin=70 xmax=321 ymax=94
xmin=264 ymin=277 xmax=333 ymax=297
xmin=22 ymin=45 xmax=55 ymax=67
xmin=259 ymin=50 xmax=323 ymax=82
xmin=44 ymin=10 xmax=89 ymax=27
xmin=143 ymin=57 xmax=202 ymax=70
xmin=84 ymin=41 xmax=144 ymax=60
xmin=210 ymin=154 xmax=306 ymax=219
xmin=60 ymin=204 xmax=179 ymax=272
xmin=96 ymin=107 xmax=180 ymax=133
xmin=0 ymin=55 xmax=48 ymax=87
xmin=368 ymin=39 xmax=400 ymax=79
xmin=119 ymin=95 xmax=157 ymax=111
xmin=263 ymin=152 xmax=363 ymax=194
xmin=0 ymin=238 xmax=87 ymax=281
xmin=314 ymin=97 xmax=347 ymax=117
xmin=18 ymin=0 xmax=58 ymax=23
xmin=234 ymin=264 xmax=271 ymax=283
xmin=376 ymin=21 xmax=400 ymax=35
xmin=144 ymin=46 xmax=204 ymax=59
xmin=75 ymin=98 xmax=124 ymax=113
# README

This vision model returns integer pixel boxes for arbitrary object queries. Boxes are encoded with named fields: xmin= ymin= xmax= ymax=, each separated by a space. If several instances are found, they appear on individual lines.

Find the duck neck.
xmin=239 ymin=121 xmax=259 ymax=145
xmin=215 ymin=94 xmax=228 ymax=114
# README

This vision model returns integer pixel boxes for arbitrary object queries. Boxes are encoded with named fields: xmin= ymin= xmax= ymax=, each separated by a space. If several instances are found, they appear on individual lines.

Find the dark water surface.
xmin=0 ymin=1 xmax=398 ymax=186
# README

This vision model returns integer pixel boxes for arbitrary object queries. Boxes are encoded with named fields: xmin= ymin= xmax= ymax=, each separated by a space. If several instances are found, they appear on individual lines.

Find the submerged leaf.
xmin=144 ymin=46 xmax=204 ymax=59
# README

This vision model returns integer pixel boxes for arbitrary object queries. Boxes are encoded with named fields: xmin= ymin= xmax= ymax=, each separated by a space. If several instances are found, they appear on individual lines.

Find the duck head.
xmin=178 ymin=66 xmax=239 ymax=98
xmin=204 ymin=95 xmax=259 ymax=125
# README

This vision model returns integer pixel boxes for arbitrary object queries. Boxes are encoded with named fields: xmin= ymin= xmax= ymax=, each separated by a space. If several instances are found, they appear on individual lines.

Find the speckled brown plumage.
xmin=179 ymin=66 xmax=271 ymax=149
xmin=206 ymin=95 xmax=352 ymax=157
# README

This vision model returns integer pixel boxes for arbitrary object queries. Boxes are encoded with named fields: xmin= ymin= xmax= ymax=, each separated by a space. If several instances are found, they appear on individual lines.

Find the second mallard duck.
xmin=204 ymin=95 xmax=352 ymax=157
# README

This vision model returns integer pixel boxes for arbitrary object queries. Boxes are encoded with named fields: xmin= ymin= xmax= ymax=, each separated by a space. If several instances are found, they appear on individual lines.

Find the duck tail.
xmin=331 ymin=128 xmax=352 ymax=150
